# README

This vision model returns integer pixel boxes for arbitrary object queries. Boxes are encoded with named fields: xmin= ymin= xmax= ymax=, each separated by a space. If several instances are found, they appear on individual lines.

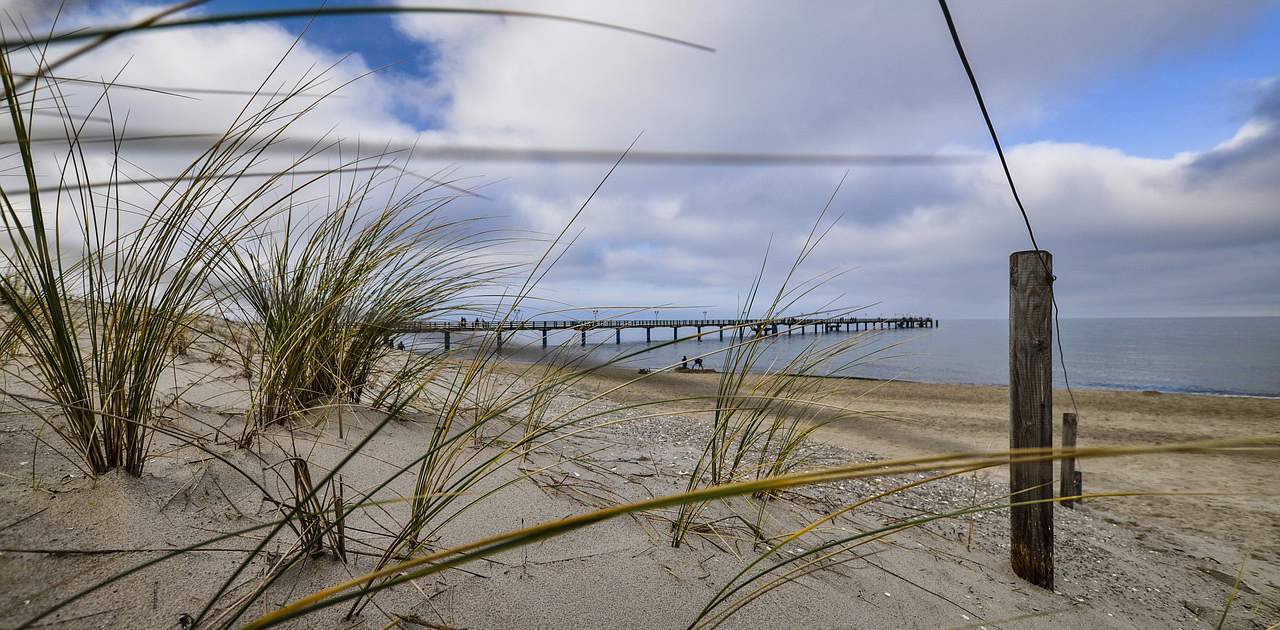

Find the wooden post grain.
xmin=1009 ymin=250 xmax=1054 ymax=589
xmin=1060 ymin=412 xmax=1078 ymax=508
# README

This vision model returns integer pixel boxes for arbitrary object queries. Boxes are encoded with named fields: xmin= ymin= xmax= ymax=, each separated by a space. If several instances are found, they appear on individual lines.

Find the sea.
xmin=406 ymin=317 xmax=1280 ymax=398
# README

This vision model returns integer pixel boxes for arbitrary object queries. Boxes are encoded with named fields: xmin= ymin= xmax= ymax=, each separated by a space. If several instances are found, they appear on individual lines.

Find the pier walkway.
xmin=401 ymin=316 xmax=936 ymax=349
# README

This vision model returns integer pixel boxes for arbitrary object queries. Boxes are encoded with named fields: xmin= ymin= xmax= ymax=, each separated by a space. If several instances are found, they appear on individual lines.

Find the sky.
xmin=3 ymin=0 xmax=1279 ymax=319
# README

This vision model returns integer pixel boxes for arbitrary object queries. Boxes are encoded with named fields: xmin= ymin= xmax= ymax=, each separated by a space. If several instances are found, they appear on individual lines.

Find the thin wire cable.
xmin=937 ymin=0 xmax=1079 ymax=415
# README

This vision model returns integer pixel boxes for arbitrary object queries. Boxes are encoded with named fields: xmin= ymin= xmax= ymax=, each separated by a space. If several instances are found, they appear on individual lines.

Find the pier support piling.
xmin=1009 ymin=249 xmax=1055 ymax=590
xmin=542 ymin=329 xmax=548 ymax=348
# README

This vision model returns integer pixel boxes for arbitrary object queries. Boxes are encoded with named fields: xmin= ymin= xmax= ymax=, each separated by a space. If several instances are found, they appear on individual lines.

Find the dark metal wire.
xmin=937 ymin=0 xmax=1080 ymax=415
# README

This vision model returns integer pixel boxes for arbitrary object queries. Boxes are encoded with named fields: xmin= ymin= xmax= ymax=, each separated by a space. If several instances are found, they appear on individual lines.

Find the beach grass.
xmin=217 ymin=162 xmax=497 ymax=442
xmin=0 ymin=41 xmax=326 ymax=476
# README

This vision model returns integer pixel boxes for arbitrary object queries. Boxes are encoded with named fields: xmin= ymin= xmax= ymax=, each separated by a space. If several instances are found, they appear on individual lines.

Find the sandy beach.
xmin=568 ymin=367 xmax=1280 ymax=575
xmin=2 ymin=345 xmax=1277 ymax=629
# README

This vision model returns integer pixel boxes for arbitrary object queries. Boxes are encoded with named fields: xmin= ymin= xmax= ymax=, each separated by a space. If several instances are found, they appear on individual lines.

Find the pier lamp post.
xmin=593 ymin=308 xmax=599 ymax=323
xmin=515 ymin=308 xmax=522 ymax=322
xmin=654 ymin=309 xmax=659 ymax=320
xmin=703 ymin=310 xmax=707 ymax=320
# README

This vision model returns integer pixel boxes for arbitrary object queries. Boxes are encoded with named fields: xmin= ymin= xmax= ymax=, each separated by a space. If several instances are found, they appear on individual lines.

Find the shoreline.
xmin=488 ymin=353 xmax=1280 ymax=400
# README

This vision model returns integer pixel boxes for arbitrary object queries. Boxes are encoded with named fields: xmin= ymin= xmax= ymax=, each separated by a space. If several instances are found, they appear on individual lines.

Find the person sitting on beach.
xmin=681 ymin=355 xmax=688 ymax=369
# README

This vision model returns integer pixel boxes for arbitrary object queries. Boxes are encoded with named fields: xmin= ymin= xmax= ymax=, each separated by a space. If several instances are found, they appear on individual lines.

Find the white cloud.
xmin=391 ymin=0 xmax=1277 ymax=317
xmin=2 ymin=1 xmax=1276 ymax=318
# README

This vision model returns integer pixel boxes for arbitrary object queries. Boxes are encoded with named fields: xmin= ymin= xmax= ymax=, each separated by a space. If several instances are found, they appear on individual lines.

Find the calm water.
xmin=409 ymin=317 xmax=1280 ymax=398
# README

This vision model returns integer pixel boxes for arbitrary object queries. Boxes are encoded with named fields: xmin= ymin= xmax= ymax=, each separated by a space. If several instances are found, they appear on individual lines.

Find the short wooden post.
xmin=542 ymin=329 xmax=548 ymax=348
xmin=443 ymin=331 xmax=450 ymax=350
xmin=1009 ymin=249 xmax=1054 ymax=589
xmin=580 ymin=330 xmax=587 ymax=347
xmin=1060 ymin=412 xmax=1078 ymax=508
xmin=616 ymin=329 xmax=621 ymax=344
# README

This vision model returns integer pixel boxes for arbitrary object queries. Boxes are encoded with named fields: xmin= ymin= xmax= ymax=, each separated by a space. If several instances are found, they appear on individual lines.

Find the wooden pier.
xmin=400 ymin=316 xmax=936 ymax=350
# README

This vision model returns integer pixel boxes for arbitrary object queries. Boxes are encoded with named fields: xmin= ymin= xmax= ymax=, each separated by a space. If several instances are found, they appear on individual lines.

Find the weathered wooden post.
xmin=1009 ymin=249 xmax=1054 ymax=589
xmin=1060 ymin=412 xmax=1078 ymax=507
xmin=443 ymin=330 xmax=450 ymax=350
xmin=616 ymin=329 xmax=621 ymax=344
xmin=580 ymin=329 xmax=587 ymax=347
xmin=542 ymin=329 xmax=548 ymax=348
